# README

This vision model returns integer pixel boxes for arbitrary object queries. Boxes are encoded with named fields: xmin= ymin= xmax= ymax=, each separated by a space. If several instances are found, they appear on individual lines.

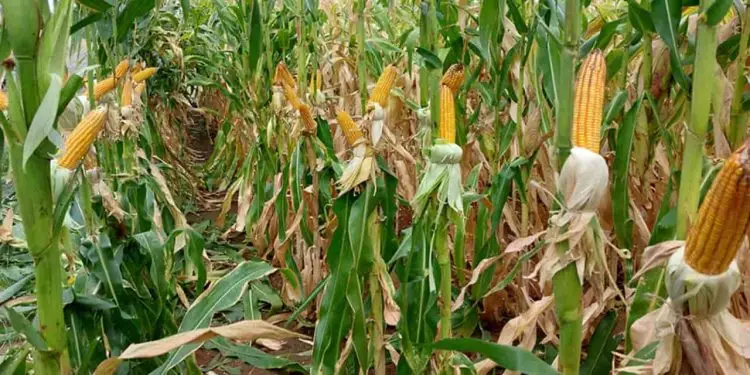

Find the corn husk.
xmin=336 ymin=142 xmax=377 ymax=195
xmin=628 ymin=246 xmax=750 ymax=374
xmin=412 ymin=142 xmax=463 ymax=215
xmin=557 ymin=147 xmax=609 ymax=212
xmin=367 ymin=102 xmax=386 ymax=147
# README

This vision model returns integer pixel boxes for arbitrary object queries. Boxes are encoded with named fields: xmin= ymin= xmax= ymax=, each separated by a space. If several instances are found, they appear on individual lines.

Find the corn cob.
xmin=0 ymin=91 xmax=7 ymax=111
xmin=275 ymin=62 xmax=297 ymax=89
xmin=58 ymin=108 xmax=108 ymax=169
xmin=684 ymin=143 xmax=750 ymax=275
xmin=132 ymin=61 xmax=144 ymax=75
xmin=282 ymin=83 xmax=302 ymax=109
xmin=369 ymin=65 xmax=398 ymax=107
xmin=336 ymin=109 xmax=364 ymax=147
xmin=439 ymin=85 xmax=456 ymax=143
xmin=114 ymin=59 xmax=129 ymax=79
xmin=440 ymin=64 xmax=465 ymax=93
xmin=572 ymin=49 xmax=606 ymax=153
xmin=134 ymin=82 xmax=146 ymax=96
xmin=298 ymin=103 xmax=316 ymax=132
xmin=121 ymin=80 xmax=133 ymax=106
xmin=93 ymin=77 xmax=117 ymax=100
xmin=133 ymin=67 xmax=158 ymax=83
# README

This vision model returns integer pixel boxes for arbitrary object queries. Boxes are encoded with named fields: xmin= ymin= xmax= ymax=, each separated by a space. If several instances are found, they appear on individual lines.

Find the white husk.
xmin=412 ymin=142 xmax=463 ymax=215
xmin=534 ymin=147 xmax=619 ymax=290
xmin=367 ymin=102 xmax=385 ymax=147
xmin=336 ymin=142 xmax=376 ymax=194
xmin=666 ymin=247 xmax=741 ymax=316
xmin=627 ymin=247 xmax=750 ymax=374
xmin=557 ymin=147 xmax=609 ymax=212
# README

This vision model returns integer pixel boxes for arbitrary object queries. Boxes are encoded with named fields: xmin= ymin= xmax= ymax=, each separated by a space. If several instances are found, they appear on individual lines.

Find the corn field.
xmin=3 ymin=0 xmax=750 ymax=374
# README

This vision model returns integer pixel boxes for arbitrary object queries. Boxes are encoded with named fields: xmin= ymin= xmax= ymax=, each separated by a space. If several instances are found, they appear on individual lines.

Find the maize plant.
xmin=4 ymin=0 xmax=750 ymax=374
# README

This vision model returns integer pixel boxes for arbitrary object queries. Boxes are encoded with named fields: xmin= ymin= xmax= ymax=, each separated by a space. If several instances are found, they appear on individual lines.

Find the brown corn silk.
xmin=572 ymin=49 xmax=606 ymax=153
xmin=684 ymin=142 xmax=750 ymax=275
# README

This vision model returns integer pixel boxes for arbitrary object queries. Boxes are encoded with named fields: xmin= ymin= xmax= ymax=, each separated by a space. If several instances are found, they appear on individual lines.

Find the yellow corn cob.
xmin=58 ymin=108 xmax=108 ymax=169
xmin=336 ymin=109 xmax=364 ymax=147
xmin=369 ymin=65 xmax=398 ymax=107
xmin=282 ymin=83 xmax=302 ymax=109
xmin=121 ymin=80 xmax=133 ymax=106
xmin=275 ymin=62 xmax=297 ymax=89
xmin=684 ymin=142 xmax=750 ymax=275
xmin=133 ymin=67 xmax=158 ymax=83
xmin=93 ymin=77 xmax=117 ymax=100
xmin=135 ymin=82 xmax=146 ymax=95
xmin=572 ymin=49 xmax=606 ymax=153
xmin=0 ymin=91 xmax=7 ymax=111
xmin=115 ymin=59 xmax=129 ymax=79
xmin=132 ymin=61 xmax=144 ymax=75
xmin=298 ymin=103 xmax=316 ymax=132
xmin=440 ymin=64 xmax=465 ymax=93
xmin=439 ymin=85 xmax=456 ymax=143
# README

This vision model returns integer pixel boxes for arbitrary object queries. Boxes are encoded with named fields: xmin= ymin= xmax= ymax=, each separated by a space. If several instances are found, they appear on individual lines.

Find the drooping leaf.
xmin=612 ymin=98 xmax=642 ymax=251
xmin=651 ymin=0 xmax=691 ymax=91
xmin=627 ymin=0 xmax=655 ymax=33
xmin=581 ymin=311 xmax=621 ymax=375
xmin=23 ymin=74 xmax=62 ymax=168
xmin=0 ymin=274 xmax=33 ymax=306
xmin=116 ymin=0 xmax=156 ymax=42
xmin=432 ymin=338 xmax=557 ymax=375
xmin=3 ymin=307 xmax=50 ymax=352
xmin=76 ymin=0 xmax=113 ymax=12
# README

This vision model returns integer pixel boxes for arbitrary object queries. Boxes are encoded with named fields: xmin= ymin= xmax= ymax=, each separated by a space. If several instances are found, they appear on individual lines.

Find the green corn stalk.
xmin=730 ymin=2 xmax=750 ymax=149
xmin=675 ymin=0 xmax=718 ymax=239
xmin=551 ymin=0 xmax=582 ymax=374
xmin=0 ymin=0 xmax=74 ymax=372
xmin=356 ymin=0 xmax=368 ymax=109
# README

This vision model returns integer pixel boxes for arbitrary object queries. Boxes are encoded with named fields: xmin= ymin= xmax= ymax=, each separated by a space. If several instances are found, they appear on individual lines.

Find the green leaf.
xmin=603 ymin=90 xmax=628 ymax=126
xmin=3 ymin=307 xmax=50 ymax=352
xmin=605 ymin=49 xmax=625 ymax=81
xmin=56 ymin=74 xmax=84 ymax=116
xmin=415 ymin=47 xmax=442 ymax=69
xmin=0 ymin=347 xmax=28 ymax=375
xmin=116 ymin=0 xmax=156 ymax=42
xmin=627 ymin=0 xmax=655 ymax=33
xmin=651 ymin=0 xmax=691 ymax=91
xmin=36 ymin=0 xmax=73 ymax=91
xmin=612 ymin=98 xmax=642 ymax=251
xmin=0 ymin=23 xmax=12 ymax=62
xmin=581 ymin=311 xmax=621 ymax=375
xmin=432 ymin=338 xmax=557 ymax=375
xmin=23 ymin=74 xmax=62 ymax=168
xmin=205 ymin=338 xmax=308 ymax=373
xmin=71 ymin=12 xmax=105 ymax=35
xmin=76 ymin=0 xmax=113 ymax=12
xmin=479 ymin=0 xmax=504 ymax=51
xmin=625 ymin=267 xmax=667 ymax=351
xmin=0 ymin=274 xmax=33 ymax=306
xmin=151 ymin=261 xmax=275 ymax=375
xmin=704 ymin=0 xmax=732 ymax=26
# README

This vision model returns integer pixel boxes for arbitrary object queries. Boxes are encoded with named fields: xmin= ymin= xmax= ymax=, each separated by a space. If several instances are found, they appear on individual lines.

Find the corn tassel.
xmin=134 ymin=82 xmax=146 ymax=96
xmin=115 ymin=59 xmax=129 ymax=79
xmin=133 ymin=68 xmax=158 ymax=83
xmin=369 ymin=65 xmax=398 ymax=107
xmin=572 ymin=49 xmax=606 ymax=153
xmin=0 ymin=91 xmax=7 ymax=111
xmin=283 ymin=83 xmax=302 ymax=109
xmin=439 ymin=85 xmax=456 ymax=143
xmin=336 ymin=109 xmax=364 ymax=147
xmin=121 ymin=80 xmax=133 ymax=106
xmin=275 ymin=62 xmax=297 ymax=89
xmin=93 ymin=77 xmax=117 ymax=100
xmin=298 ymin=103 xmax=316 ymax=132
xmin=58 ymin=108 xmax=108 ymax=169
xmin=440 ymin=64 xmax=465 ymax=93
xmin=684 ymin=143 xmax=750 ymax=275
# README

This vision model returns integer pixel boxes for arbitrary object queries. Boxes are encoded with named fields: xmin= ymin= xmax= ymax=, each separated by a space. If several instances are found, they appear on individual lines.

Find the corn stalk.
xmin=676 ymin=0 xmax=718 ymax=238
xmin=0 ymin=0 xmax=75 ymax=372
xmin=552 ymin=0 xmax=582 ymax=374
xmin=730 ymin=1 xmax=750 ymax=148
